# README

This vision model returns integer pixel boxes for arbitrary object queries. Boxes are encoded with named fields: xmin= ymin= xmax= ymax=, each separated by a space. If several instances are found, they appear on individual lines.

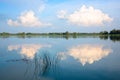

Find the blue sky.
xmin=0 ymin=0 xmax=120 ymax=33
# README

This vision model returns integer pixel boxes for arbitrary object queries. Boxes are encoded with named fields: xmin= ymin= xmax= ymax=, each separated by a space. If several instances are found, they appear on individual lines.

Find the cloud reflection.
xmin=57 ymin=52 xmax=67 ymax=60
xmin=58 ymin=44 xmax=112 ymax=66
xmin=68 ymin=45 xmax=112 ymax=65
xmin=8 ymin=44 xmax=51 ymax=59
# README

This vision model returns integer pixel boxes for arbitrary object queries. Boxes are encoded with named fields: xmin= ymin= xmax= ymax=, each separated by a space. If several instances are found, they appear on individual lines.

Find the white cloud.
xmin=38 ymin=4 xmax=45 ymax=12
xmin=7 ymin=19 xmax=19 ymax=26
xmin=58 ymin=5 xmax=113 ymax=26
xmin=7 ymin=10 xmax=51 ymax=27
xmin=57 ymin=10 xmax=67 ymax=19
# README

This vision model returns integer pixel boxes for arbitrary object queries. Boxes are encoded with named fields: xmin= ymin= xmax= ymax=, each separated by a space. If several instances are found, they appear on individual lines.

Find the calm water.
xmin=0 ymin=36 xmax=120 ymax=80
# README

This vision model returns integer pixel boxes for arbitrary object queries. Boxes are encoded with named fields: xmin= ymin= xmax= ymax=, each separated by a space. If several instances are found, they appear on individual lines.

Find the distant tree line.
xmin=0 ymin=29 xmax=120 ymax=36
xmin=0 ymin=29 xmax=120 ymax=41
xmin=99 ymin=29 xmax=120 ymax=35
xmin=109 ymin=29 xmax=120 ymax=34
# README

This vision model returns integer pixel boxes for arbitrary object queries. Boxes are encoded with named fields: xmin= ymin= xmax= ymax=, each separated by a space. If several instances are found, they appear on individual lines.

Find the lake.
xmin=0 ymin=36 xmax=120 ymax=80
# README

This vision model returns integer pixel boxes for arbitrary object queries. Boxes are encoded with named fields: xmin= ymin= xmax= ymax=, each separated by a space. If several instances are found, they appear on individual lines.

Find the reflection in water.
xmin=59 ymin=44 xmax=112 ymax=66
xmin=8 ymin=44 xmax=51 ymax=59
xmin=68 ymin=45 xmax=112 ymax=65
xmin=30 ymin=52 xmax=52 ymax=80
xmin=5 ymin=43 xmax=112 ymax=79
xmin=1 ymin=35 xmax=120 ymax=42
xmin=109 ymin=35 xmax=120 ymax=42
xmin=99 ymin=35 xmax=120 ymax=42
xmin=99 ymin=35 xmax=108 ymax=40
xmin=23 ymin=51 xmax=62 ymax=80
xmin=57 ymin=52 xmax=67 ymax=60
xmin=7 ymin=44 xmax=61 ymax=80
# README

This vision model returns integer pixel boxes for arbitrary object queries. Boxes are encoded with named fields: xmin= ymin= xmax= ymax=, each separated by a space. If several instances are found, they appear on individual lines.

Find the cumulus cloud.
xmin=57 ymin=10 xmax=67 ymax=19
xmin=58 ymin=5 xmax=113 ymax=26
xmin=7 ymin=10 xmax=51 ymax=27
xmin=8 ymin=44 xmax=51 ymax=59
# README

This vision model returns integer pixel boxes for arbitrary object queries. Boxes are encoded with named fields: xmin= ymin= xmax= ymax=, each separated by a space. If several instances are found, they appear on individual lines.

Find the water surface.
xmin=0 ymin=36 xmax=120 ymax=80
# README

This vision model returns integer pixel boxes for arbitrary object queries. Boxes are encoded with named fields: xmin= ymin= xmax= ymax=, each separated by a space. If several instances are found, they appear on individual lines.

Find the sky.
xmin=0 ymin=0 xmax=120 ymax=33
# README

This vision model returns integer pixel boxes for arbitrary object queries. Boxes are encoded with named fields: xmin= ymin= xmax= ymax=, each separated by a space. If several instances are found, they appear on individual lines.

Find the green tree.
xmin=100 ymin=31 xmax=108 ymax=35
xmin=110 ymin=29 xmax=120 ymax=34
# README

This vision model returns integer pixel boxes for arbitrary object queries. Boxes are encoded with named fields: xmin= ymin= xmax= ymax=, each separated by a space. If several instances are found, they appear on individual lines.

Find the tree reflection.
xmin=99 ymin=35 xmax=120 ymax=42
xmin=99 ymin=35 xmax=108 ymax=40
xmin=109 ymin=35 xmax=120 ymax=42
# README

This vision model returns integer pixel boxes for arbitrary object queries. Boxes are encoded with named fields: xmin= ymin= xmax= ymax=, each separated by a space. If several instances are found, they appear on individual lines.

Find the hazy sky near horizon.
xmin=0 ymin=0 xmax=120 ymax=33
